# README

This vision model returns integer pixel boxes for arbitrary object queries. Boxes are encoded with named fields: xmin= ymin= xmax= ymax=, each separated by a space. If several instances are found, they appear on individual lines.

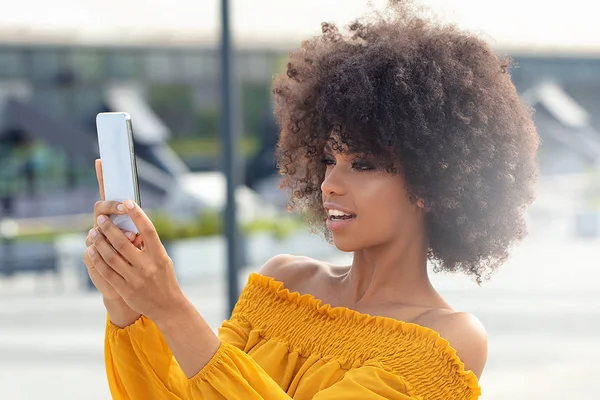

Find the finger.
xmin=123 ymin=200 xmax=161 ymax=251
xmin=95 ymin=216 xmax=141 ymax=265
xmin=94 ymin=201 xmax=126 ymax=221
xmin=86 ymin=229 xmax=94 ymax=247
xmin=95 ymin=159 xmax=105 ymax=201
xmin=90 ymin=225 xmax=137 ymax=280
xmin=86 ymin=246 xmax=125 ymax=291
xmin=123 ymin=231 xmax=138 ymax=242
xmin=82 ymin=247 xmax=93 ymax=268
xmin=131 ymin=235 xmax=144 ymax=249
xmin=90 ymin=229 xmax=134 ymax=246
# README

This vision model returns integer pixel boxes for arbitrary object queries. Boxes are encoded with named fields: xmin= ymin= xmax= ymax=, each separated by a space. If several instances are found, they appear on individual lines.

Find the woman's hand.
xmin=83 ymin=160 xmax=135 ymax=302
xmin=87 ymin=188 xmax=221 ymax=378
xmin=83 ymin=159 xmax=141 ymax=328
xmin=87 ymin=199 xmax=185 ymax=324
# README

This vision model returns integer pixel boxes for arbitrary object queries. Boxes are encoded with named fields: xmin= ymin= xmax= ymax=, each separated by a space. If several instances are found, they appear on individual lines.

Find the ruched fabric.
xmin=105 ymin=273 xmax=481 ymax=399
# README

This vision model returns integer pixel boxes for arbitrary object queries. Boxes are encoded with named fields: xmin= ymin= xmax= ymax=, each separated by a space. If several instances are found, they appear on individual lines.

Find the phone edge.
xmin=125 ymin=115 xmax=142 ymax=207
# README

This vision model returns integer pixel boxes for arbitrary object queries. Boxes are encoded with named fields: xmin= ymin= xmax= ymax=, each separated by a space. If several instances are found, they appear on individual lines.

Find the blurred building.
xmin=0 ymin=43 xmax=281 ymax=220
xmin=1 ymin=0 xmax=600 ymax=223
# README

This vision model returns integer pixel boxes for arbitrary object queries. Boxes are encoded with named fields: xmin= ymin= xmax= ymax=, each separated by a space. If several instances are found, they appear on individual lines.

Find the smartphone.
xmin=96 ymin=112 xmax=141 ymax=234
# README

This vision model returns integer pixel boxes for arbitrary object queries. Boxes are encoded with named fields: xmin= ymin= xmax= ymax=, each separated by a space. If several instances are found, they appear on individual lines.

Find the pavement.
xmin=0 ymin=235 xmax=599 ymax=400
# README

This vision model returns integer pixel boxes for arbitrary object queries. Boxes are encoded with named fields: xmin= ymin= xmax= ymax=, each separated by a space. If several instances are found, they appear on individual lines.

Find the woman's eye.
xmin=352 ymin=160 xmax=375 ymax=171
xmin=321 ymin=156 xmax=335 ymax=166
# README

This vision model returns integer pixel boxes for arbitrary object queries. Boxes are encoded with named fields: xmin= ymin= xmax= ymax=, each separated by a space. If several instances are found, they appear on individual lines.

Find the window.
xmin=0 ymin=50 xmax=24 ymax=77
xmin=33 ymin=89 xmax=68 ymax=117
xmin=148 ymin=84 xmax=196 ymax=136
xmin=69 ymin=51 xmax=106 ymax=81
xmin=193 ymin=84 xmax=219 ymax=108
xmin=145 ymin=51 xmax=175 ymax=82
xmin=239 ymin=53 xmax=271 ymax=83
xmin=30 ymin=51 xmax=63 ymax=81
xmin=242 ymin=82 xmax=271 ymax=137
xmin=108 ymin=52 xmax=141 ymax=78
xmin=73 ymin=88 xmax=104 ymax=123
xmin=568 ymin=60 xmax=600 ymax=85
xmin=182 ymin=51 xmax=218 ymax=81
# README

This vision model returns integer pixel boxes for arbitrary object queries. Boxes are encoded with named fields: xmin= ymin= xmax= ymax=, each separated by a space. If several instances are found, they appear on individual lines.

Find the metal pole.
xmin=220 ymin=0 xmax=241 ymax=315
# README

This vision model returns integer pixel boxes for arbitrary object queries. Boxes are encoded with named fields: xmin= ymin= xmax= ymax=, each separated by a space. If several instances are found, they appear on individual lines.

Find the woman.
xmin=83 ymin=1 xmax=538 ymax=399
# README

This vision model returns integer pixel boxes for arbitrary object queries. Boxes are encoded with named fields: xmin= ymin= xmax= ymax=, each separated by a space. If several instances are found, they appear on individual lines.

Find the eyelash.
xmin=320 ymin=156 xmax=375 ymax=171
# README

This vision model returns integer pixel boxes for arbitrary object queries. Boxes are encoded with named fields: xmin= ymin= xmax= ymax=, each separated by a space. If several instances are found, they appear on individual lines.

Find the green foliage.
xmin=13 ymin=211 xmax=302 ymax=244
xmin=148 ymin=210 xmax=301 ymax=242
xmin=167 ymin=136 xmax=259 ymax=158
xmin=149 ymin=211 xmax=223 ymax=241
xmin=196 ymin=107 xmax=219 ymax=138
xmin=241 ymin=217 xmax=302 ymax=240
xmin=11 ymin=207 xmax=304 ymax=249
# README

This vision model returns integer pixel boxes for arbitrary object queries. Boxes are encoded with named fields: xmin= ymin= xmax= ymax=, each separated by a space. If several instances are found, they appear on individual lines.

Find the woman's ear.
xmin=416 ymin=199 xmax=425 ymax=209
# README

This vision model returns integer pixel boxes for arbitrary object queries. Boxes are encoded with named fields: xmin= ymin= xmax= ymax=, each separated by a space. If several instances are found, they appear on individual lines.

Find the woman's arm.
xmin=152 ymin=296 xmax=220 ymax=378
xmin=104 ymin=298 xmax=142 ymax=328
xmin=88 ymin=199 xmax=222 ymax=376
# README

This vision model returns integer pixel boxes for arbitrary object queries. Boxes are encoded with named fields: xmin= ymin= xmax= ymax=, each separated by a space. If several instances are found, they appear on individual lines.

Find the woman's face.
xmin=321 ymin=147 xmax=425 ymax=252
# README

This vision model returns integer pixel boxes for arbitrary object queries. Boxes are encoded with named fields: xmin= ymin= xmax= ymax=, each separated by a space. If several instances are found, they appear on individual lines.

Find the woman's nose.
xmin=321 ymin=166 xmax=346 ymax=196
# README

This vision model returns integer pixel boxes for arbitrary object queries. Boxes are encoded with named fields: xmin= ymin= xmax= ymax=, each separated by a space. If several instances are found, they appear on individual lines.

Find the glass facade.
xmin=0 ymin=45 xmax=599 ymax=140
xmin=0 ymin=45 xmax=278 ymax=137
xmin=0 ymin=50 xmax=24 ymax=77
xmin=108 ymin=51 xmax=142 ymax=78
xmin=30 ymin=50 xmax=64 ymax=81
xmin=0 ymin=44 xmax=279 ymax=199
xmin=69 ymin=51 xmax=106 ymax=81
xmin=2 ymin=43 xmax=599 ymax=203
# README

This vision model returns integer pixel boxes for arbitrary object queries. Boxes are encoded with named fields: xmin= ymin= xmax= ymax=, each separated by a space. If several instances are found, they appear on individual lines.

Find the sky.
xmin=0 ymin=0 xmax=598 ymax=53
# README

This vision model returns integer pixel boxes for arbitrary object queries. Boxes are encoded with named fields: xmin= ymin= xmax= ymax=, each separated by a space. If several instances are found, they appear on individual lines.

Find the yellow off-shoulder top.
xmin=105 ymin=273 xmax=481 ymax=399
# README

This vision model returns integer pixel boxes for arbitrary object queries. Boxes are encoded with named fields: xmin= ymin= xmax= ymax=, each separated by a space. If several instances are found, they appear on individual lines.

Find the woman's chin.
xmin=331 ymin=236 xmax=360 ymax=253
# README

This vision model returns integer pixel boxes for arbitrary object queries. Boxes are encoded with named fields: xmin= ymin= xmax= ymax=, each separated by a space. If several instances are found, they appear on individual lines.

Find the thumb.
xmin=95 ymin=159 xmax=105 ymax=201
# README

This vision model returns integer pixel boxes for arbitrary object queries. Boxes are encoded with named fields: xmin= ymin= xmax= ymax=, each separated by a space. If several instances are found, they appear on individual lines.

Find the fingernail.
xmin=125 ymin=232 xmax=136 ymax=241
xmin=90 ymin=229 xmax=98 ymax=238
xmin=124 ymin=200 xmax=135 ymax=210
xmin=88 ymin=247 xmax=96 ymax=256
xmin=117 ymin=204 xmax=125 ymax=212
xmin=97 ymin=215 xmax=107 ymax=225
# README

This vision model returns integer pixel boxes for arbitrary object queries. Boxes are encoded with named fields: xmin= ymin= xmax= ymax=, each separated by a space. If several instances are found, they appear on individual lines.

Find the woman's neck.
xmin=342 ymin=232 xmax=434 ymax=307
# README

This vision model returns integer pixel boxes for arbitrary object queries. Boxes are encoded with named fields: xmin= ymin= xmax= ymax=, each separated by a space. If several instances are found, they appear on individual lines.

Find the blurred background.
xmin=0 ymin=0 xmax=598 ymax=399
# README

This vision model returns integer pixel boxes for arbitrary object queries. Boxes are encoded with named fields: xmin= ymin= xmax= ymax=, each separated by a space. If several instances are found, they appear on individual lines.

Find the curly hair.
xmin=272 ymin=0 xmax=539 ymax=281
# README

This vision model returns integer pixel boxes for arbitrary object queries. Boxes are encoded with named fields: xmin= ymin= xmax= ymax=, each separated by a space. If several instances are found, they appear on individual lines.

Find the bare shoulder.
xmin=257 ymin=254 xmax=325 ymax=291
xmin=431 ymin=311 xmax=488 ymax=379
